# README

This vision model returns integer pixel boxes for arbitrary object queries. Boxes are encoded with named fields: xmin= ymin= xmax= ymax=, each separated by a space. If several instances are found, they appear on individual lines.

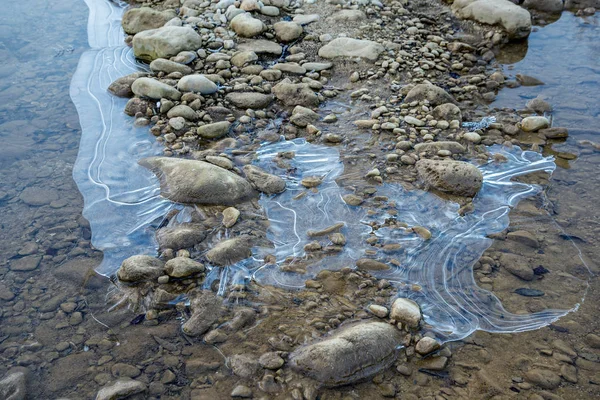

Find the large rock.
xmin=131 ymin=77 xmax=181 ymax=101
xmin=140 ymin=157 xmax=257 ymax=205
xmin=230 ymin=13 xmax=265 ymax=38
xmin=225 ymin=92 xmax=274 ymax=109
xmin=452 ymin=0 xmax=532 ymax=39
xmin=272 ymin=79 xmax=319 ymax=107
xmin=0 ymin=370 xmax=26 ymax=400
xmin=96 ymin=379 xmax=146 ymax=400
xmin=318 ymin=38 xmax=384 ymax=61
xmin=156 ymin=223 xmax=206 ymax=250
xmin=289 ymin=322 xmax=402 ymax=386
xmin=177 ymin=74 xmax=218 ymax=94
xmin=206 ymin=236 xmax=253 ymax=266
xmin=117 ymin=255 xmax=165 ymax=282
xmin=122 ymin=7 xmax=176 ymax=35
xmin=242 ymin=165 xmax=286 ymax=194
xmin=404 ymin=83 xmax=456 ymax=106
xmin=133 ymin=26 xmax=202 ymax=62
xmin=416 ymin=159 xmax=483 ymax=197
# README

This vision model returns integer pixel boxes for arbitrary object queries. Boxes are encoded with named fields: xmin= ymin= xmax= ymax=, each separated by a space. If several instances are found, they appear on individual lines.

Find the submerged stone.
xmin=140 ymin=157 xmax=257 ymax=205
xmin=182 ymin=291 xmax=223 ymax=336
xmin=0 ymin=370 xmax=26 ymax=400
xmin=289 ymin=322 xmax=402 ymax=386
xmin=206 ymin=236 xmax=253 ymax=266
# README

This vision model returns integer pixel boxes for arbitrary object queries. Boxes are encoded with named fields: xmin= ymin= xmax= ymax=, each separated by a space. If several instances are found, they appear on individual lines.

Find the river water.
xmin=0 ymin=0 xmax=598 ymax=398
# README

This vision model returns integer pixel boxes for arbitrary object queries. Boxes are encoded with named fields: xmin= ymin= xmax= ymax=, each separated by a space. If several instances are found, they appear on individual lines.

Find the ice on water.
xmin=72 ymin=0 xmax=588 ymax=342
xmin=71 ymin=0 xmax=173 ymax=276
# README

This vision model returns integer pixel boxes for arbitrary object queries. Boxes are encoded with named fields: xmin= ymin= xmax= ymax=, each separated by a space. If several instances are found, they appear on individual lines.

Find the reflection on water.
xmin=495 ymin=12 xmax=600 ymax=132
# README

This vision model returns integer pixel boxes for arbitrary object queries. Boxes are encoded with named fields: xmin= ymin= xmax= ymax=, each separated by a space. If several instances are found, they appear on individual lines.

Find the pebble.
xmin=231 ymin=384 xmax=253 ymax=398
xmin=415 ymin=337 xmax=440 ymax=355
xmin=390 ymin=298 xmax=422 ymax=328
xmin=368 ymin=304 xmax=389 ymax=318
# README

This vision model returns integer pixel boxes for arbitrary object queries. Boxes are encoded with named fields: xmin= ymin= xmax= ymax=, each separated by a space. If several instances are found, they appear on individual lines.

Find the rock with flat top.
xmin=318 ymin=38 xmax=384 ymax=61
xmin=390 ymin=298 xmax=422 ymax=328
xmin=416 ymin=159 xmax=483 ymax=197
xmin=452 ymin=0 xmax=531 ymax=39
xmin=96 ymin=379 xmax=146 ymax=400
xmin=122 ymin=7 xmax=176 ymax=35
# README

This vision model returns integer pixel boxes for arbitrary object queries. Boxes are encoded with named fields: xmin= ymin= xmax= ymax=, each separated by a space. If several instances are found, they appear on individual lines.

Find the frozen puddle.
xmin=70 ymin=0 xmax=173 ymax=276
xmin=229 ymin=139 xmax=589 ymax=341
xmin=71 ymin=0 xmax=589 ymax=343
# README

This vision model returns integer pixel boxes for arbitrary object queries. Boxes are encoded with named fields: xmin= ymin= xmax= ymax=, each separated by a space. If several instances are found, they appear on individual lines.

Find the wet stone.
xmin=222 ymin=207 xmax=240 ymax=228
xmin=206 ymin=236 xmax=253 ymax=267
xmin=182 ymin=291 xmax=222 ymax=336
xmin=156 ymin=223 xmax=206 ymax=250
xmin=0 ymin=370 xmax=26 ymax=400
xmin=289 ymin=322 xmax=402 ymax=386
xmin=19 ymin=187 xmax=59 ymax=206
xmin=259 ymin=352 xmax=285 ymax=370
xmin=230 ymin=354 xmax=262 ymax=379
xmin=525 ymin=368 xmax=561 ymax=389
xmin=164 ymin=257 xmax=204 ymax=278
xmin=96 ymin=379 xmax=146 ymax=400
xmin=243 ymin=165 xmax=286 ymax=194
xmin=9 ymin=256 xmax=42 ymax=272
xmin=368 ymin=304 xmax=389 ymax=318
xmin=117 ymin=255 xmax=165 ymax=282
xmin=390 ymin=298 xmax=422 ymax=328
xmin=231 ymin=385 xmax=253 ymax=398
xmin=0 ymin=283 xmax=15 ymax=301
xmin=111 ymin=363 xmax=141 ymax=378
xmin=356 ymin=258 xmax=390 ymax=271
xmin=141 ymin=157 xmax=257 ymax=205
xmin=415 ymin=337 xmax=441 ymax=355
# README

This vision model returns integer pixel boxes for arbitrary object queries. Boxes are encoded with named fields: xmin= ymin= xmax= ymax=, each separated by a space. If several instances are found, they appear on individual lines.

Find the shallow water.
xmin=0 ymin=0 xmax=599 ymax=397
xmin=495 ymin=12 xmax=600 ymax=133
